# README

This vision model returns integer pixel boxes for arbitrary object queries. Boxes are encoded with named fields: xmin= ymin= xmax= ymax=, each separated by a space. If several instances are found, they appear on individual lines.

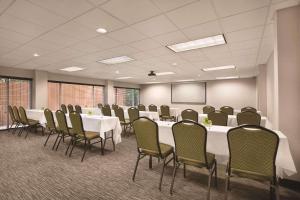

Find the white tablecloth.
xmin=81 ymin=107 xmax=102 ymax=115
xmin=111 ymin=110 xmax=160 ymax=121
xmin=157 ymin=121 xmax=296 ymax=178
xmin=26 ymin=109 xmax=122 ymax=144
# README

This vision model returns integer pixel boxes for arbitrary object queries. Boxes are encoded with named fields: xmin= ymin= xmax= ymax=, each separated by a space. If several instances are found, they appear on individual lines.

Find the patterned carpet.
xmin=0 ymin=129 xmax=299 ymax=200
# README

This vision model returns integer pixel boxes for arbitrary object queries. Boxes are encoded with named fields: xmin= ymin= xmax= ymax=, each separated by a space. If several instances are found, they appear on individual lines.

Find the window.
xmin=47 ymin=81 xmax=104 ymax=110
xmin=115 ymin=87 xmax=140 ymax=106
xmin=0 ymin=77 xmax=32 ymax=130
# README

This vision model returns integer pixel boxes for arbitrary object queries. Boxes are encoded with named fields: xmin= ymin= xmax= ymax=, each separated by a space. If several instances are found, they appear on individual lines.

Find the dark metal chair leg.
xmin=69 ymin=140 xmax=77 ymax=157
xmin=111 ymin=131 xmax=115 ymax=151
xmin=183 ymin=163 xmax=186 ymax=178
xmin=132 ymin=153 xmax=141 ymax=181
xmin=159 ymin=157 xmax=167 ymax=191
xmin=214 ymin=161 xmax=218 ymax=187
xmin=24 ymin=127 xmax=30 ymax=139
xmin=65 ymin=137 xmax=73 ymax=155
xmin=207 ymin=169 xmax=213 ymax=200
xmin=52 ymin=134 xmax=60 ymax=150
xmin=100 ymin=139 xmax=104 ymax=155
xmin=44 ymin=131 xmax=53 ymax=147
xmin=149 ymin=155 xmax=152 ymax=169
xmin=55 ymin=136 xmax=63 ymax=151
xmin=81 ymin=140 xmax=88 ymax=162
xmin=225 ymin=174 xmax=230 ymax=200
xmin=170 ymin=163 xmax=179 ymax=195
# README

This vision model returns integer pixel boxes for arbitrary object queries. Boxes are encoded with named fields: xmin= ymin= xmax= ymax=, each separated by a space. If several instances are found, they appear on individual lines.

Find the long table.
xmin=157 ymin=121 xmax=296 ymax=178
xmin=26 ymin=109 xmax=122 ymax=144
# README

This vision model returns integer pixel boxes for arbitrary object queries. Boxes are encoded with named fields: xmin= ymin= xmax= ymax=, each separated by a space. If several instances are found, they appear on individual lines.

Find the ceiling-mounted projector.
xmin=148 ymin=70 xmax=156 ymax=76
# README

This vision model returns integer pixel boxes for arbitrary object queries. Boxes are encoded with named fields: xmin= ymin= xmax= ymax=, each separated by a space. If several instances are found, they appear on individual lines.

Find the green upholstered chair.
xmin=160 ymin=105 xmax=175 ymax=121
xmin=61 ymin=104 xmax=67 ymax=113
xmin=225 ymin=125 xmax=280 ymax=200
xmin=75 ymin=105 xmax=82 ymax=114
xmin=137 ymin=104 xmax=146 ymax=111
xmin=97 ymin=103 xmax=103 ymax=109
xmin=101 ymin=104 xmax=112 ymax=116
xmin=203 ymin=105 xmax=215 ymax=114
xmin=181 ymin=109 xmax=198 ymax=122
xmin=114 ymin=107 xmax=131 ymax=136
xmin=132 ymin=117 xmax=174 ymax=190
xmin=220 ymin=106 xmax=234 ymax=115
xmin=69 ymin=112 xmax=103 ymax=162
xmin=44 ymin=108 xmax=58 ymax=148
xmin=128 ymin=107 xmax=139 ymax=124
xmin=55 ymin=110 xmax=74 ymax=155
xmin=208 ymin=111 xmax=228 ymax=126
xmin=237 ymin=111 xmax=261 ymax=126
xmin=148 ymin=104 xmax=158 ymax=112
xmin=12 ymin=106 xmax=22 ymax=133
xmin=67 ymin=104 xmax=74 ymax=113
xmin=18 ymin=106 xmax=41 ymax=138
xmin=241 ymin=106 xmax=257 ymax=113
xmin=170 ymin=120 xmax=217 ymax=199
xmin=112 ymin=104 xmax=118 ymax=110
xmin=8 ymin=105 xmax=18 ymax=132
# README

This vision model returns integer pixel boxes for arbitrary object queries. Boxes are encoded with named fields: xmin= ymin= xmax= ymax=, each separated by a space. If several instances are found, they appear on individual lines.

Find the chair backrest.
xmin=241 ymin=106 xmax=257 ymax=113
xmin=128 ymin=107 xmax=139 ymax=123
xmin=203 ymin=105 xmax=215 ymax=114
xmin=207 ymin=111 xmax=228 ymax=126
xmin=160 ymin=105 xmax=170 ymax=117
xmin=148 ymin=104 xmax=157 ymax=112
xmin=75 ymin=105 xmax=82 ymax=114
xmin=67 ymin=104 xmax=74 ymax=113
xmin=18 ymin=106 xmax=29 ymax=125
xmin=133 ymin=117 xmax=161 ymax=156
xmin=8 ymin=105 xmax=16 ymax=122
xmin=13 ymin=106 xmax=21 ymax=122
xmin=114 ymin=107 xmax=126 ymax=123
xmin=101 ymin=104 xmax=112 ymax=116
xmin=69 ymin=112 xmax=85 ymax=138
xmin=137 ymin=104 xmax=146 ymax=111
xmin=181 ymin=109 xmax=198 ymax=122
xmin=44 ymin=108 xmax=56 ymax=130
xmin=237 ymin=111 xmax=261 ymax=126
xmin=220 ymin=106 xmax=234 ymax=115
xmin=97 ymin=103 xmax=103 ymax=109
xmin=55 ymin=110 xmax=70 ymax=134
xmin=112 ymin=104 xmax=118 ymax=110
xmin=172 ymin=120 xmax=209 ymax=166
xmin=61 ymin=104 xmax=67 ymax=113
xmin=227 ymin=125 xmax=279 ymax=178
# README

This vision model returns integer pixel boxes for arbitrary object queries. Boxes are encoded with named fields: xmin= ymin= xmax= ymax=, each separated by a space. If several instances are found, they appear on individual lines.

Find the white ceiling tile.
xmin=87 ymin=0 xmax=109 ymax=6
xmin=152 ymin=31 xmax=187 ymax=46
xmin=166 ymin=0 xmax=217 ymax=28
xmin=55 ymin=21 xmax=98 ymax=40
xmin=28 ymin=0 xmax=94 ymax=19
xmin=0 ymin=28 xmax=32 ymax=44
xmin=74 ymin=8 xmax=125 ymax=31
xmin=6 ymin=0 xmax=66 ymax=28
xmin=181 ymin=20 xmax=222 ymax=40
xmin=108 ymin=27 xmax=147 ymax=43
xmin=231 ymin=48 xmax=258 ymax=57
xmin=178 ymin=49 xmax=208 ymax=62
xmin=101 ymin=0 xmax=161 ymax=24
xmin=225 ymin=26 xmax=264 ymax=43
xmin=132 ymin=15 xmax=177 ymax=37
xmin=39 ymin=31 xmax=80 ymax=47
xmin=129 ymin=38 xmax=161 ymax=51
xmin=228 ymin=39 xmax=260 ymax=51
xmin=86 ymin=36 xmax=121 ymax=50
xmin=221 ymin=7 xmax=268 ymax=32
xmin=0 ymin=0 xmax=14 ymax=13
xmin=202 ymin=45 xmax=232 ymax=60
xmin=212 ymin=0 xmax=270 ymax=17
xmin=152 ymin=0 xmax=197 ymax=12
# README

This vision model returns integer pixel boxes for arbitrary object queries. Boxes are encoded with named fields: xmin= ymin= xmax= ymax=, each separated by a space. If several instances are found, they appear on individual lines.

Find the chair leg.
xmin=111 ymin=131 xmax=115 ymax=151
xmin=55 ymin=136 xmax=63 ymax=151
xmin=52 ymin=134 xmax=60 ymax=150
xmin=159 ymin=157 xmax=167 ymax=191
xmin=183 ymin=163 xmax=186 ymax=178
xmin=214 ymin=160 xmax=218 ymax=187
xmin=149 ymin=155 xmax=152 ymax=169
xmin=132 ymin=153 xmax=141 ymax=181
xmin=44 ymin=130 xmax=53 ymax=147
xmin=100 ymin=139 xmax=104 ymax=155
xmin=24 ymin=127 xmax=30 ymax=139
xmin=207 ymin=169 xmax=213 ymax=200
xmin=65 ymin=137 xmax=73 ymax=155
xmin=81 ymin=140 xmax=88 ymax=162
xmin=270 ymin=178 xmax=280 ymax=200
xmin=170 ymin=163 xmax=179 ymax=195
xmin=224 ymin=174 xmax=230 ymax=200
xmin=69 ymin=140 xmax=77 ymax=157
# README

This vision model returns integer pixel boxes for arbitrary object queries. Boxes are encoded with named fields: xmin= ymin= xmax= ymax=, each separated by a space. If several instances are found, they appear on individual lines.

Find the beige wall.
xmin=256 ymin=64 xmax=267 ymax=116
xmin=266 ymin=53 xmax=276 ymax=127
xmin=0 ymin=66 xmax=34 ymax=78
xmin=140 ymin=78 xmax=257 ymax=113
xmin=277 ymin=6 xmax=300 ymax=181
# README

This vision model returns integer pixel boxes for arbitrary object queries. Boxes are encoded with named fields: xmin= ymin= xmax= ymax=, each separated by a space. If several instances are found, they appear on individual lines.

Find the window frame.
xmin=114 ymin=86 xmax=140 ymax=107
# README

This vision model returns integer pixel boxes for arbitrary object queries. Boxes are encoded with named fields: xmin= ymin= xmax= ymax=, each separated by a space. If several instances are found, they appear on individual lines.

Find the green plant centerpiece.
xmin=87 ymin=110 xmax=93 ymax=115
xmin=202 ymin=117 xmax=212 ymax=128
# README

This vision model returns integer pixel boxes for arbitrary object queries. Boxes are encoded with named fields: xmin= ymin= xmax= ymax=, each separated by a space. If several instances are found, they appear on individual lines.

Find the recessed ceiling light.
xmin=145 ymin=81 xmax=160 ymax=84
xmin=96 ymin=28 xmax=107 ymax=34
xmin=60 ymin=67 xmax=84 ymax=72
xmin=172 ymin=62 xmax=177 ymax=66
xmin=116 ymin=77 xmax=132 ymax=80
xmin=216 ymin=76 xmax=239 ymax=80
xmin=176 ymin=79 xmax=195 ymax=82
xmin=98 ymin=56 xmax=134 ymax=64
xmin=202 ymin=65 xmax=235 ymax=72
xmin=156 ymin=72 xmax=175 ymax=76
xmin=167 ymin=34 xmax=226 ymax=52
xmin=115 ymin=70 xmax=120 ymax=74
xmin=33 ymin=53 xmax=40 ymax=57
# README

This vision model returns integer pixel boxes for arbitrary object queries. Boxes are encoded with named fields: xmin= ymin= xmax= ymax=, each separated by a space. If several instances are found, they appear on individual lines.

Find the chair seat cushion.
xmin=28 ymin=119 xmax=39 ymax=125
xmin=159 ymin=143 xmax=173 ymax=157
xmin=83 ymin=131 xmax=100 ymax=140
xmin=230 ymin=168 xmax=274 ymax=181
xmin=120 ymin=119 xmax=130 ymax=125
xmin=178 ymin=152 xmax=215 ymax=168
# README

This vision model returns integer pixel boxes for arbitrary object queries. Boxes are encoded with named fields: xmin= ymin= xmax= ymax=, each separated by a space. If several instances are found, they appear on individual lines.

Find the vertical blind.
xmin=47 ymin=81 xmax=104 ymax=110
xmin=115 ymin=87 xmax=140 ymax=106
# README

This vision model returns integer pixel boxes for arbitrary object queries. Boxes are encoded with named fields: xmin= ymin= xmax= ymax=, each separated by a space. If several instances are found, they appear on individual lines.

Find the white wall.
xmin=140 ymin=78 xmax=257 ymax=113
xmin=266 ymin=53 xmax=275 ymax=127
xmin=256 ymin=64 xmax=267 ymax=116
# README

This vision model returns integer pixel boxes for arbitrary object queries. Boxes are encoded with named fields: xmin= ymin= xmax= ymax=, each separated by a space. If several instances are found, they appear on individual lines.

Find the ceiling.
xmin=0 ymin=0 xmax=299 ymax=84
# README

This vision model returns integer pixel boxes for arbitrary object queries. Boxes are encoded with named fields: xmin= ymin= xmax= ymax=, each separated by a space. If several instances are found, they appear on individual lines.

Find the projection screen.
xmin=171 ymin=82 xmax=206 ymax=104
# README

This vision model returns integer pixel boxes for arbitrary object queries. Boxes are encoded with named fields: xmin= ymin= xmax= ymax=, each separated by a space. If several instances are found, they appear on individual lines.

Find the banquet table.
xmin=26 ymin=109 xmax=122 ymax=144
xmin=157 ymin=121 xmax=297 ymax=178
xmin=81 ymin=107 xmax=102 ymax=115
xmin=111 ymin=110 xmax=160 ymax=121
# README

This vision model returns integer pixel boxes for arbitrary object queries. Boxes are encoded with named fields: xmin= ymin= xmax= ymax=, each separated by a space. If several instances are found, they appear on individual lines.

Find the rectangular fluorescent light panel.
xmin=145 ymin=81 xmax=160 ymax=84
xmin=167 ymin=34 xmax=226 ymax=52
xmin=116 ymin=77 xmax=132 ymax=80
xmin=60 ymin=66 xmax=84 ymax=72
xmin=202 ymin=65 xmax=235 ymax=72
xmin=216 ymin=76 xmax=239 ymax=80
xmin=176 ymin=79 xmax=195 ymax=82
xmin=98 ymin=56 xmax=134 ymax=64
xmin=156 ymin=72 xmax=175 ymax=76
